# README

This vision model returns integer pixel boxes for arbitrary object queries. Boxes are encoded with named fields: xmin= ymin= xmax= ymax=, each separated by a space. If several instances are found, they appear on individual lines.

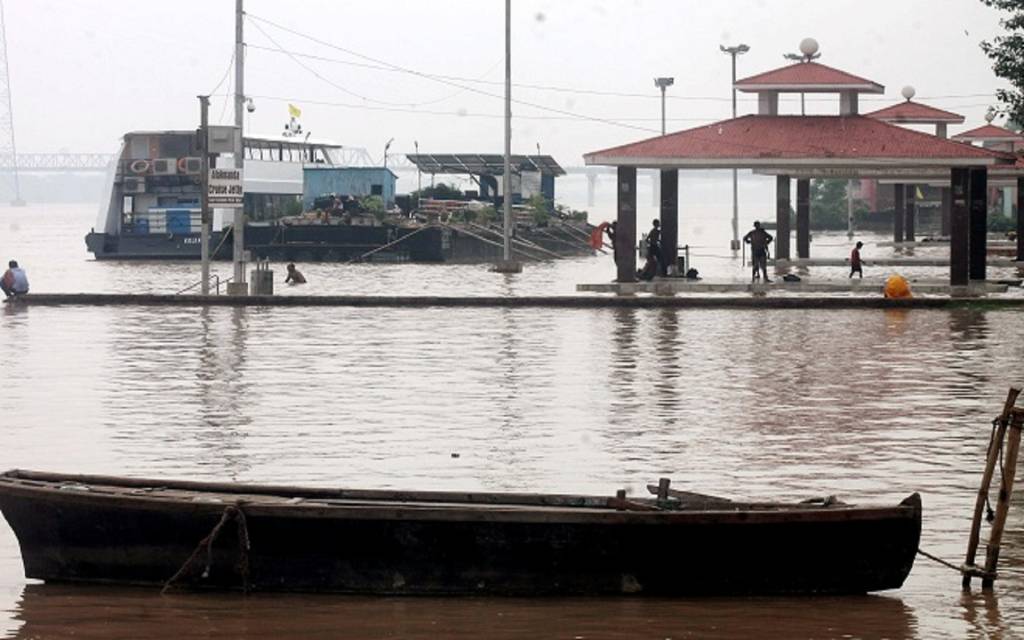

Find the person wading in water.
xmin=743 ymin=221 xmax=773 ymax=283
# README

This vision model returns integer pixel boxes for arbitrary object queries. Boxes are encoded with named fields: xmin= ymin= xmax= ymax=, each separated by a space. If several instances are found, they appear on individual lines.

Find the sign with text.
xmin=208 ymin=168 xmax=244 ymax=208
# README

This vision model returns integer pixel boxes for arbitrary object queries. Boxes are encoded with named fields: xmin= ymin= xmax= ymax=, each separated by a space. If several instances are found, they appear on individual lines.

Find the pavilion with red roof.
xmin=584 ymin=45 xmax=1018 ymax=287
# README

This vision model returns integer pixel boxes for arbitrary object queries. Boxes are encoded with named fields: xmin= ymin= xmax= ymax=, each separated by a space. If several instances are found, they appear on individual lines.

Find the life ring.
xmin=177 ymin=157 xmax=188 ymax=173
xmin=129 ymin=159 xmax=151 ymax=174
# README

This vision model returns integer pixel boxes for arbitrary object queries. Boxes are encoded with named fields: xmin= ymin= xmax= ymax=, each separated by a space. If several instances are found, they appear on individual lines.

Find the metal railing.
xmin=174 ymin=274 xmax=233 ymax=296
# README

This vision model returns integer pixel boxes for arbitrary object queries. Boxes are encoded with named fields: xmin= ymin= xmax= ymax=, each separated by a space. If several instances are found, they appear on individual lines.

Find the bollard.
xmin=249 ymin=261 xmax=274 ymax=296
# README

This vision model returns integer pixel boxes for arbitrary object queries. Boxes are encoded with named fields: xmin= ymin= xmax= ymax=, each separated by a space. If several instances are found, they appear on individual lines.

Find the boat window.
xmin=129 ymin=136 xmax=149 ymax=160
xmin=371 ymin=184 xmax=383 ymax=196
xmin=122 ymin=196 xmax=134 ymax=214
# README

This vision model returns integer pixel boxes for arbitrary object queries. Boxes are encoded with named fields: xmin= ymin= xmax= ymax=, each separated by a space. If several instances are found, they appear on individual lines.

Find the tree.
xmin=810 ymin=179 xmax=867 ymax=230
xmin=980 ymin=0 xmax=1024 ymax=124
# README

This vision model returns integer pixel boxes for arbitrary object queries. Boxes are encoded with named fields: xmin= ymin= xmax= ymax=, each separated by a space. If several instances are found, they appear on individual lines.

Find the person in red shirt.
xmin=849 ymin=241 xmax=864 ymax=279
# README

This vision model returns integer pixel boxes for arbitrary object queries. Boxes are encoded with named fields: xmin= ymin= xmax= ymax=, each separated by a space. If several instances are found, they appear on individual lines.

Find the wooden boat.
xmin=0 ymin=470 xmax=921 ymax=596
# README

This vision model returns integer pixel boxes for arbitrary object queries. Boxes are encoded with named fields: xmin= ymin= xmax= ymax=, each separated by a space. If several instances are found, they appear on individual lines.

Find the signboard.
xmin=208 ymin=168 xmax=244 ymax=208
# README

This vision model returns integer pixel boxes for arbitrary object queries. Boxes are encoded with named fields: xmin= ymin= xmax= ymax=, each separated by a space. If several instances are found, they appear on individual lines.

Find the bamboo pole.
xmin=982 ymin=407 xmax=1024 ymax=589
xmin=963 ymin=387 xmax=1021 ymax=589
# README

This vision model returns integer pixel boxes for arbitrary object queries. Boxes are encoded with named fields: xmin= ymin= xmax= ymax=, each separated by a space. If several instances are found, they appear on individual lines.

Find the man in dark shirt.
xmin=849 ymin=241 xmax=864 ymax=278
xmin=646 ymin=219 xmax=664 ymax=276
xmin=743 ymin=221 xmax=773 ymax=282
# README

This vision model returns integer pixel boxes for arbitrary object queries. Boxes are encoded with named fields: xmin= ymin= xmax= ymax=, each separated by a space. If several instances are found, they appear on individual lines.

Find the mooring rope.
xmin=916 ymin=548 xmax=965 ymax=575
xmin=162 ymin=503 xmax=251 ymax=594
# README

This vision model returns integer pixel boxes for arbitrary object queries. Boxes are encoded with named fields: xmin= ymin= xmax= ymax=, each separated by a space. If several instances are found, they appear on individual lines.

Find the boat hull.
xmin=0 ymin=471 xmax=921 ymax=596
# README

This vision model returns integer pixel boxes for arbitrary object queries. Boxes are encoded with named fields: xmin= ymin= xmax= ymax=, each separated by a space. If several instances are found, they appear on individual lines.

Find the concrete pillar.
xmin=775 ymin=175 xmax=791 ymax=261
xmin=616 ymin=166 xmax=637 ymax=283
xmin=650 ymin=172 xmax=659 ymax=208
xmin=1018 ymin=177 xmax=1024 ymax=262
xmin=839 ymin=91 xmax=859 ymax=115
xmin=893 ymin=184 xmax=905 ymax=243
xmin=950 ymin=168 xmax=970 ymax=286
xmin=940 ymin=187 xmax=952 ymax=237
xmin=969 ymin=167 xmax=988 ymax=281
xmin=936 ymin=123 xmax=948 ymax=139
xmin=905 ymin=185 xmax=916 ymax=242
xmin=586 ymin=172 xmax=597 ymax=207
xmin=659 ymin=169 xmax=678 ymax=274
xmin=796 ymin=178 xmax=810 ymax=259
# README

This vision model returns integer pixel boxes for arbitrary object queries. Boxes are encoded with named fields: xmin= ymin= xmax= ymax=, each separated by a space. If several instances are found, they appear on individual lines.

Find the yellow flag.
xmin=916 ymin=186 xmax=925 ymax=200
xmin=288 ymin=103 xmax=302 ymax=119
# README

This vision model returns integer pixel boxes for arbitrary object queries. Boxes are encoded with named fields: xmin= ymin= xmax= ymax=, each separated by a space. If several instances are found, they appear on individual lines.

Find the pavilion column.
xmin=940 ymin=187 xmax=952 ymax=237
xmin=905 ymin=185 xmax=916 ymax=242
xmin=796 ymin=178 xmax=810 ymax=259
xmin=775 ymin=175 xmax=791 ymax=261
xmin=659 ymin=169 xmax=679 ymax=275
xmin=969 ymin=167 xmax=988 ymax=281
xmin=893 ymin=184 xmax=905 ymax=243
xmin=615 ymin=166 xmax=638 ymax=283
xmin=950 ymin=168 xmax=970 ymax=286
xmin=1017 ymin=177 xmax=1024 ymax=262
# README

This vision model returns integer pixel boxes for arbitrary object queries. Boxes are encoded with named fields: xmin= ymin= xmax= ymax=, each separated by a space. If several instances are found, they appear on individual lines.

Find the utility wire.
xmin=246 ymin=12 xmax=660 ymax=134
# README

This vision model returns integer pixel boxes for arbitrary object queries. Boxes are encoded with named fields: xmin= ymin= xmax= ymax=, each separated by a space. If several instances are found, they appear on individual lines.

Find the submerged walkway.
xmin=7 ymin=293 xmax=1024 ymax=310
xmin=577 ymin=279 xmax=1011 ymax=295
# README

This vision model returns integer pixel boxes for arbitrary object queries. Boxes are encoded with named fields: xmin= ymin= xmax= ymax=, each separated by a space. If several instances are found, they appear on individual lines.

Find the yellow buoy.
xmin=884 ymin=274 xmax=912 ymax=299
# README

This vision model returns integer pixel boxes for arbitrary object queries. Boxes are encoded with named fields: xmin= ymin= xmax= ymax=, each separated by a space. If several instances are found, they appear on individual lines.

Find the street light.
xmin=414 ymin=140 xmax=421 ymax=213
xmin=383 ymin=137 xmax=394 ymax=168
xmin=654 ymin=77 xmax=675 ymax=136
xmin=720 ymin=43 xmax=749 ymax=251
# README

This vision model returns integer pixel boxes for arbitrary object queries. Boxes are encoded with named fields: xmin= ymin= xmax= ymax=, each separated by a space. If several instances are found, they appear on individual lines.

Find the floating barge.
xmin=0 ymin=470 xmax=920 ymax=596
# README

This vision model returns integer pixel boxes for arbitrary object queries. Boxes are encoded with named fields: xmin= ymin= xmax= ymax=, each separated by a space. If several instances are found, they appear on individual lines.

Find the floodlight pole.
xmin=721 ymin=44 xmax=749 ymax=251
xmin=654 ymin=77 xmax=674 ymax=136
xmin=501 ymin=0 xmax=514 ymax=264
xmin=199 ymin=95 xmax=211 ymax=296
xmin=414 ymin=140 xmax=421 ymax=213
xmin=230 ymin=0 xmax=247 ymax=294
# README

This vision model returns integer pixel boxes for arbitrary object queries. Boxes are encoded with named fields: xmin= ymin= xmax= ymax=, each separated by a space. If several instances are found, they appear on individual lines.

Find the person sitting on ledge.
xmin=284 ymin=263 xmax=307 ymax=285
xmin=1 ymin=260 xmax=29 ymax=298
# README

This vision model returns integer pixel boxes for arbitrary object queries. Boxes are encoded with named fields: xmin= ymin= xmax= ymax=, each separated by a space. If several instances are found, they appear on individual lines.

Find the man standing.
xmin=646 ymin=219 xmax=664 ymax=276
xmin=849 ymin=241 xmax=864 ymax=279
xmin=743 ymin=221 xmax=773 ymax=282
xmin=1 ymin=260 xmax=29 ymax=298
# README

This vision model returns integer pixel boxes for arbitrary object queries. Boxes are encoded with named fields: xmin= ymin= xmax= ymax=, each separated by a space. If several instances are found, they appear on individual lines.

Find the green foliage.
xmin=283 ymin=197 xmax=303 ymax=217
xmin=980 ymin=0 xmax=1024 ymax=124
xmin=555 ymin=203 xmax=589 ymax=222
xmin=414 ymin=183 xmax=463 ymax=200
xmin=477 ymin=205 xmax=497 ymax=225
xmin=360 ymin=195 xmax=386 ymax=222
xmin=527 ymin=194 xmax=551 ymax=226
xmin=810 ymin=179 xmax=868 ymax=230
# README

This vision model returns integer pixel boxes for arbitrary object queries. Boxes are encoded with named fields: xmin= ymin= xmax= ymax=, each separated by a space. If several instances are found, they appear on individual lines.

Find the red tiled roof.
xmin=584 ymin=115 xmax=1014 ymax=169
xmin=734 ymin=62 xmax=883 ymax=93
xmin=951 ymin=124 xmax=1024 ymax=142
xmin=864 ymin=100 xmax=965 ymax=124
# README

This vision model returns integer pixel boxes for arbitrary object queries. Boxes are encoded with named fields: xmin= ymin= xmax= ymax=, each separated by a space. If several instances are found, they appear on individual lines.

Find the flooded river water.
xmin=2 ymin=204 xmax=1024 ymax=638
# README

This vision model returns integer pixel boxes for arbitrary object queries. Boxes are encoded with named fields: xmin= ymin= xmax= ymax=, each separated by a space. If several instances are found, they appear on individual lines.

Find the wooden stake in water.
xmin=963 ymin=387 xmax=1020 ymax=589
xmin=982 ymin=408 xmax=1024 ymax=589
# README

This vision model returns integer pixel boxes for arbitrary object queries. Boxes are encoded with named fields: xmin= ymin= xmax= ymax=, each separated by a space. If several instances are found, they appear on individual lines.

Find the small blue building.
xmin=303 ymin=167 xmax=398 ymax=211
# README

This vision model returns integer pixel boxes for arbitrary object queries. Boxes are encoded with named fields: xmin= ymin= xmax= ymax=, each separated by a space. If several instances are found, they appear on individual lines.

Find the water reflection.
xmin=11 ymin=584 xmax=921 ymax=640
xmin=192 ymin=307 xmax=252 ymax=480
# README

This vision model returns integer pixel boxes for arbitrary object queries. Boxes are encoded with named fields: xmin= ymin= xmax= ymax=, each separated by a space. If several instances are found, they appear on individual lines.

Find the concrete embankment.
xmin=7 ymin=293 xmax=1024 ymax=310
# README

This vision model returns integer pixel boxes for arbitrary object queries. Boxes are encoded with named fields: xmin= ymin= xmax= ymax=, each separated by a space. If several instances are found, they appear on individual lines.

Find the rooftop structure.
xmin=406 ymin=154 xmax=565 ymax=177
xmin=582 ymin=42 xmax=1021 ymax=287
xmin=864 ymin=87 xmax=964 ymax=138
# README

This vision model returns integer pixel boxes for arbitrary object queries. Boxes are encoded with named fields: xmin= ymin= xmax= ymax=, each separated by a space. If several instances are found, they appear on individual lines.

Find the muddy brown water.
xmin=2 ymin=205 xmax=1024 ymax=638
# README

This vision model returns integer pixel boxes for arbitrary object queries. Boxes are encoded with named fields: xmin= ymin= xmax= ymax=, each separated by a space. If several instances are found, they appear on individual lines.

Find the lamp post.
xmin=414 ymin=140 xmax=421 ymax=213
xmin=654 ymin=77 xmax=674 ymax=136
xmin=720 ymin=43 xmax=749 ymax=251
xmin=383 ymin=137 xmax=394 ymax=169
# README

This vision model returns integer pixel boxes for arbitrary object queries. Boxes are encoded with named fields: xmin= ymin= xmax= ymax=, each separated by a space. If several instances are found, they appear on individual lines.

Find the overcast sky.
xmin=3 ymin=0 xmax=1012 ymax=165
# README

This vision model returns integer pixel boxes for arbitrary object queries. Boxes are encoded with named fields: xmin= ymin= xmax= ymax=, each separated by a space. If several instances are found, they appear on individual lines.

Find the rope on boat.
xmin=916 ymin=548 xmax=966 ymax=575
xmin=162 ymin=503 xmax=251 ymax=594
xmin=346 ymin=224 xmax=434 ymax=264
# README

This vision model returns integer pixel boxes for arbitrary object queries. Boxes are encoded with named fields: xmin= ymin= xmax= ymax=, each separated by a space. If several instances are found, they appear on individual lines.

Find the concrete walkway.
xmin=7 ymin=293 xmax=1024 ymax=310
xmin=576 ymin=279 xmax=1011 ymax=295
xmin=773 ymin=257 xmax=1024 ymax=268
